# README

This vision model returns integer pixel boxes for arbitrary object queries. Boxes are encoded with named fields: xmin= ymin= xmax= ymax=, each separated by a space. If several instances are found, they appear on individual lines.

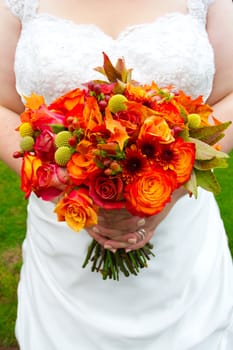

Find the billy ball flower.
xmin=187 ymin=113 xmax=201 ymax=128
xmin=19 ymin=122 xmax=34 ymax=137
xmin=20 ymin=136 xmax=35 ymax=152
xmin=108 ymin=94 xmax=128 ymax=114
xmin=55 ymin=131 xmax=73 ymax=147
xmin=55 ymin=146 xmax=72 ymax=166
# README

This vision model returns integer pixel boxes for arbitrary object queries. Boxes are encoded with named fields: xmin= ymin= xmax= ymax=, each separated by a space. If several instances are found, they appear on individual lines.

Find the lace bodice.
xmin=6 ymin=0 xmax=215 ymax=104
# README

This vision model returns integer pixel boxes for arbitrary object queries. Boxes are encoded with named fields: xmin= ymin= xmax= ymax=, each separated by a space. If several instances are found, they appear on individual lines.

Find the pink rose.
xmin=35 ymin=164 xmax=69 ymax=200
xmin=89 ymin=174 xmax=125 ymax=209
xmin=34 ymin=129 xmax=56 ymax=162
xmin=32 ymin=105 xmax=65 ymax=131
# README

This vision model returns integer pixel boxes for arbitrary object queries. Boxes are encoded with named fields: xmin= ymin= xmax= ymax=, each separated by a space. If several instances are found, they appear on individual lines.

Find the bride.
xmin=0 ymin=0 xmax=233 ymax=349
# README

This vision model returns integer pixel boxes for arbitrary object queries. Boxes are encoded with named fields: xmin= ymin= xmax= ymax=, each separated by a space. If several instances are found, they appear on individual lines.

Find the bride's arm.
xmin=0 ymin=1 xmax=24 ymax=174
xmin=88 ymin=0 xmax=233 ymax=250
xmin=206 ymin=0 xmax=233 ymax=153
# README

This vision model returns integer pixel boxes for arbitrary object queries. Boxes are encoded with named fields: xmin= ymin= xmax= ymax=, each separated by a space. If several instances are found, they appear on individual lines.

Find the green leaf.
xmin=113 ymin=80 xmax=127 ymax=94
xmin=179 ymin=128 xmax=190 ymax=141
xmin=50 ymin=124 xmax=66 ymax=133
xmin=189 ymin=121 xmax=231 ymax=145
xmin=93 ymin=67 xmax=106 ymax=77
xmin=183 ymin=170 xmax=198 ymax=198
xmin=194 ymin=158 xmax=229 ymax=170
xmin=189 ymin=137 xmax=229 ymax=160
xmin=195 ymin=169 xmax=221 ymax=195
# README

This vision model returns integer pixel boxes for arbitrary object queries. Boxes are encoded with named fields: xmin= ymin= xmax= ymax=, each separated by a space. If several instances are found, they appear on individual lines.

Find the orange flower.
xmin=139 ymin=115 xmax=174 ymax=144
xmin=54 ymin=188 xmax=98 ymax=232
xmin=21 ymin=154 xmax=42 ymax=198
xmin=122 ymin=144 xmax=149 ymax=183
xmin=159 ymin=138 xmax=196 ymax=185
xmin=49 ymin=88 xmax=85 ymax=113
xmin=105 ymin=108 xmax=129 ymax=150
xmin=83 ymin=96 xmax=103 ymax=132
xmin=125 ymin=82 xmax=159 ymax=104
xmin=152 ymin=100 xmax=186 ymax=128
xmin=175 ymin=91 xmax=213 ymax=126
xmin=67 ymin=141 xmax=100 ymax=185
xmin=24 ymin=93 xmax=45 ymax=110
xmin=124 ymin=169 xmax=175 ymax=216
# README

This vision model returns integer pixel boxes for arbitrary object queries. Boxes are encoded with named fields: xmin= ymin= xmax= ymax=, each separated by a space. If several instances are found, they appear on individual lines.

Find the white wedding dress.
xmin=5 ymin=0 xmax=233 ymax=349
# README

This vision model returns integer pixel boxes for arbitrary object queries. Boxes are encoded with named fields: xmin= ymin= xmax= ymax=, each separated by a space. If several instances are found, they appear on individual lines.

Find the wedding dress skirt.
xmin=4 ymin=0 xmax=233 ymax=348
xmin=16 ymin=190 xmax=233 ymax=349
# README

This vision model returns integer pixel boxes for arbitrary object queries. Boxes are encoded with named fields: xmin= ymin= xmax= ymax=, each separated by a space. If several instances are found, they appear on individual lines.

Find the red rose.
xmin=89 ymin=174 xmax=125 ymax=209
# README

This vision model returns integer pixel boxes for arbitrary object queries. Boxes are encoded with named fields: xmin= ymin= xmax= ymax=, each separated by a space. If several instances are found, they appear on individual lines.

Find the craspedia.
xmin=20 ymin=136 xmax=35 ymax=151
xmin=55 ymin=131 xmax=72 ymax=148
xmin=19 ymin=122 xmax=34 ymax=137
xmin=108 ymin=94 xmax=128 ymax=113
xmin=54 ymin=146 xmax=72 ymax=166
xmin=187 ymin=113 xmax=201 ymax=128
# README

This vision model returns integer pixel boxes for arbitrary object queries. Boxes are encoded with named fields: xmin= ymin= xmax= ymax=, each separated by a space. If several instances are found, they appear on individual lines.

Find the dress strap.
xmin=187 ymin=0 xmax=215 ymax=26
xmin=5 ymin=0 xmax=39 ymax=22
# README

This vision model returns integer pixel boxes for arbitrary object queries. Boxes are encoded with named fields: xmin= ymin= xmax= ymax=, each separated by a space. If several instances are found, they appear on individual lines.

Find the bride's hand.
xmin=86 ymin=187 xmax=187 ymax=251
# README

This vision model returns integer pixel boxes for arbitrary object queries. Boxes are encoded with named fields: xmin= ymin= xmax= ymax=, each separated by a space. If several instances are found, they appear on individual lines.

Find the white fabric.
xmin=5 ymin=0 xmax=233 ymax=349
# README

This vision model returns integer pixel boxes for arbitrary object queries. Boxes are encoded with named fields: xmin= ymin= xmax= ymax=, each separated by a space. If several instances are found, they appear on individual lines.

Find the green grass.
xmin=0 ymin=161 xmax=26 ymax=347
xmin=0 ymin=153 xmax=233 ymax=348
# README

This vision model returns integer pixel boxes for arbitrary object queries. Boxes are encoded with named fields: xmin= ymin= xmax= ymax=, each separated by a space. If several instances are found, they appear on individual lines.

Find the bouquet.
xmin=14 ymin=53 xmax=231 ymax=280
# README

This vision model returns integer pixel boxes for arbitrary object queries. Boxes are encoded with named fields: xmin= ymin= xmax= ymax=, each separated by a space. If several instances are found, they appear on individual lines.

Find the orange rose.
xmin=21 ymin=154 xmax=42 ymax=198
xmin=67 ymin=140 xmax=101 ymax=186
xmin=139 ymin=115 xmax=174 ymax=144
xmin=67 ymin=153 xmax=100 ymax=186
xmin=54 ymin=188 xmax=98 ymax=232
xmin=124 ymin=169 xmax=175 ymax=216
xmin=160 ymin=138 xmax=196 ymax=185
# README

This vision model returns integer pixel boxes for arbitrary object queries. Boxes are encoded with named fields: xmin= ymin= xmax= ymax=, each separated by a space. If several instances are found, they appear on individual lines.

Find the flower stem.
xmin=82 ymin=240 xmax=155 ymax=280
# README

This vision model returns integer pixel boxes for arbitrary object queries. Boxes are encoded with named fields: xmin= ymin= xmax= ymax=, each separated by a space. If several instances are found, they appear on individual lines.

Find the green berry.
xmin=19 ymin=122 xmax=34 ymax=137
xmin=108 ymin=94 xmax=128 ymax=113
xmin=20 ymin=136 xmax=35 ymax=151
xmin=54 ymin=146 xmax=72 ymax=166
xmin=187 ymin=114 xmax=201 ymax=128
xmin=55 ymin=131 xmax=72 ymax=148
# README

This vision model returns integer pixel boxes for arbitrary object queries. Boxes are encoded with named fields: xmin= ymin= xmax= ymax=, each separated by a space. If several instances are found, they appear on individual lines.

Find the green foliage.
xmin=215 ymin=150 xmax=233 ymax=254
xmin=0 ymin=161 xmax=26 ymax=347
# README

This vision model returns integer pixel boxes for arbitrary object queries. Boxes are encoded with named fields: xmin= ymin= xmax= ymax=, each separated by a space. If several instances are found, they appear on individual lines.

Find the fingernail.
xmin=92 ymin=226 xmax=100 ymax=233
xmin=104 ymin=244 xmax=112 ymax=250
xmin=128 ymin=238 xmax=137 ymax=244
xmin=110 ymin=249 xmax=117 ymax=253
xmin=125 ymin=248 xmax=132 ymax=253
xmin=137 ymin=218 xmax=146 ymax=227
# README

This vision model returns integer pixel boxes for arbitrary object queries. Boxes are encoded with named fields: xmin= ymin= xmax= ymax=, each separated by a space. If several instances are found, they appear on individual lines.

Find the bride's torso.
xmin=7 ymin=0 xmax=215 ymax=105
xmin=6 ymin=0 xmax=218 ymax=275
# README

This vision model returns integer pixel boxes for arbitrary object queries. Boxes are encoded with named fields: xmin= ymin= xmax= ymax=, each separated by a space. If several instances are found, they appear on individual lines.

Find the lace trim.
xmin=187 ymin=0 xmax=215 ymax=26
xmin=4 ymin=0 xmax=39 ymax=21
